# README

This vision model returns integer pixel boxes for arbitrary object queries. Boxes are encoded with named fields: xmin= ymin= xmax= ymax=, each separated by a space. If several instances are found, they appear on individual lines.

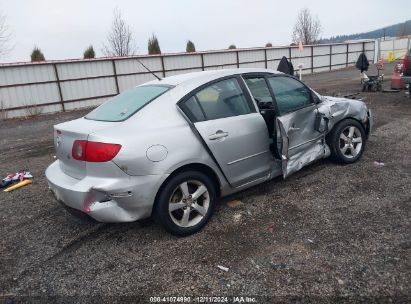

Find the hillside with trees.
xmin=319 ymin=20 xmax=411 ymax=43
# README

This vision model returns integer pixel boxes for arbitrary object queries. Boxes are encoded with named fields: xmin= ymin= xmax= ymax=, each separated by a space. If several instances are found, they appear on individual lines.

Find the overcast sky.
xmin=1 ymin=0 xmax=410 ymax=63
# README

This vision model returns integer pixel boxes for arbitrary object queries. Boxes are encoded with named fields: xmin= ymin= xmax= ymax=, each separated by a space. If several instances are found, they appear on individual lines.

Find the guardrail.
xmin=0 ymin=41 xmax=375 ymax=119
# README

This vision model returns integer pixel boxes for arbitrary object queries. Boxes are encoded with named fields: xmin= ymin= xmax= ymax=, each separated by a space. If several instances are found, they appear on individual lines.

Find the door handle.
xmin=209 ymin=130 xmax=229 ymax=140
xmin=289 ymin=123 xmax=300 ymax=132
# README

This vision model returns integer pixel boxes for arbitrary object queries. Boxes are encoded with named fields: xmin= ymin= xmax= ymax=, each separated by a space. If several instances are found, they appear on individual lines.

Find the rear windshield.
xmin=85 ymin=85 xmax=171 ymax=122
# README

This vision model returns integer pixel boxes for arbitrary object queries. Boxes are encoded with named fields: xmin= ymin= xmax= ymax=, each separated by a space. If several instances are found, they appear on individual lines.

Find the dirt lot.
xmin=0 ymin=63 xmax=410 ymax=303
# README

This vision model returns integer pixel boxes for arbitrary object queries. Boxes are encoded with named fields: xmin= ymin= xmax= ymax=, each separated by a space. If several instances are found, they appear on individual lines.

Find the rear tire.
xmin=328 ymin=119 xmax=366 ymax=164
xmin=155 ymin=171 xmax=216 ymax=236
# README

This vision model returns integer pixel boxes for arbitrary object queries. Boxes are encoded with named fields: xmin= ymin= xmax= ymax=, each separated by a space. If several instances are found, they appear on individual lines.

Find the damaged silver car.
xmin=46 ymin=69 xmax=372 ymax=236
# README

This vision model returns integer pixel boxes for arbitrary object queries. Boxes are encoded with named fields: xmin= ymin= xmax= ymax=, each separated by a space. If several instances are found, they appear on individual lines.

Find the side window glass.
xmin=194 ymin=78 xmax=253 ymax=120
xmin=184 ymin=96 xmax=206 ymax=122
xmin=268 ymin=76 xmax=312 ymax=115
xmin=244 ymin=77 xmax=273 ymax=105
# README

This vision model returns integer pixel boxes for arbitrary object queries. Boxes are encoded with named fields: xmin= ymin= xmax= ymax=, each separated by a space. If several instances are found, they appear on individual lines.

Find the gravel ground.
xmin=0 ymin=63 xmax=410 ymax=303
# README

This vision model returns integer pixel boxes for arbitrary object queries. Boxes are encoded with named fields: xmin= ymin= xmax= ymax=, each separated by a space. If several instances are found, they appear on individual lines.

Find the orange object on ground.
xmin=391 ymin=63 xmax=404 ymax=89
xmin=3 ymin=179 xmax=32 ymax=192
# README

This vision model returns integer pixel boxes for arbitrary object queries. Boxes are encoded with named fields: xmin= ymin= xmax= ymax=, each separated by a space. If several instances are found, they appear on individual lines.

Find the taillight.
xmin=71 ymin=140 xmax=121 ymax=162
xmin=403 ymin=55 xmax=409 ymax=72
xmin=86 ymin=141 xmax=122 ymax=162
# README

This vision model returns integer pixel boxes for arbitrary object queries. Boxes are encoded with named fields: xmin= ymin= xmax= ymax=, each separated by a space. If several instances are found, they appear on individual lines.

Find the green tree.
xmin=148 ymin=34 xmax=161 ymax=55
xmin=31 ymin=47 xmax=45 ymax=61
xmin=83 ymin=45 xmax=95 ymax=59
xmin=228 ymin=44 xmax=236 ymax=49
xmin=186 ymin=40 xmax=196 ymax=52
xmin=265 ymin=42 xmax=272 ymax=47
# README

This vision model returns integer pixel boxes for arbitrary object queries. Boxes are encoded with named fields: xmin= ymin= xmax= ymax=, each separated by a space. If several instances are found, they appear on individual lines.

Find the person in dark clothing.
xmin=277 ymin=56 xmax=294 ymax=76
xmin=356 ymin=53 xmax=369 ymax=73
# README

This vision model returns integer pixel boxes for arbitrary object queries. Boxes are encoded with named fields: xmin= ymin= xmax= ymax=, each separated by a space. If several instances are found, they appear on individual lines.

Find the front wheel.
xmin=328 ymin=119 xmax=366 ymax=164
xmin=155 ymin=171 xmax=216 ymax=236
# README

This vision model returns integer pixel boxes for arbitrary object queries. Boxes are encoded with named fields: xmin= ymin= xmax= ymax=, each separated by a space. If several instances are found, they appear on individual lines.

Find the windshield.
xmin=85 ymin=85 xmax=171 ymax=122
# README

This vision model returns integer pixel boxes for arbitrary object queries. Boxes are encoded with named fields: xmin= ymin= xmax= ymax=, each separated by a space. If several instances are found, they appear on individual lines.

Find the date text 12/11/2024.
xmin=149 ymin=296 xmax=257 ymax=303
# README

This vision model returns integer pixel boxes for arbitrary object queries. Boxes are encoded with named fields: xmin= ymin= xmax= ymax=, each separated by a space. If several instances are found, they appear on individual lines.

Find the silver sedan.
xmin=46 ymin=68 xmax=372 ymax=236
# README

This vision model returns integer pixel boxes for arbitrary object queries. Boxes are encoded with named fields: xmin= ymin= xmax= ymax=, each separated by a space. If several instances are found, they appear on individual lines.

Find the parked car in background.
xmin=401 ymin=48 xmax=411 ymax=95
xmin=46 ymin=69 xmax=373 ymax=236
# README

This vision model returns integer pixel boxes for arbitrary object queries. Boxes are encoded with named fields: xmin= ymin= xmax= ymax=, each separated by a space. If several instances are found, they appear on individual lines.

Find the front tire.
xmin=328 ymin=119 xmax=366 ymax=164
xmin=155 ymin=171 xmax=216 ymax=236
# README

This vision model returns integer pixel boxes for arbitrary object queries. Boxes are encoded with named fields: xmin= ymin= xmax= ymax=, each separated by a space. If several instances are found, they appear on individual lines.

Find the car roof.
xmin=144 ymin=68 xmax=282 ymax=87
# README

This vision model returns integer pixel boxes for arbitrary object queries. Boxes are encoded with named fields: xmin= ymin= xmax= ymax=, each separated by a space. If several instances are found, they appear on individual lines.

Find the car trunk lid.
xmin=54 ymin=118 xmax=118 ymax=179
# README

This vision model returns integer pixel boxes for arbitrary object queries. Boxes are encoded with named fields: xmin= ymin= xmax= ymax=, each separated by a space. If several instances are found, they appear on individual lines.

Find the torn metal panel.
xmin=285 ymin=140 xmax=326 ymax=177
xmin=277 ymin=119 xmax=289 ymax=175
xmin=276 ymin=104 xmax=326 ymax=178
xmin=278 ymin=95 xmax=371 ymax=178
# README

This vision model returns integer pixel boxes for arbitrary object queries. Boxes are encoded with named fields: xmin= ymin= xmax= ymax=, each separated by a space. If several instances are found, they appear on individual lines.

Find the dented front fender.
xmin=317 ymin=96 xmax=371 ymax=134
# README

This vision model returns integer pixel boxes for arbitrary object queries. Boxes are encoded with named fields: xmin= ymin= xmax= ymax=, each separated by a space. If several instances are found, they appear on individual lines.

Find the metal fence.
xmin=0 ymin=40 xmax=375 ymax=119
xmin=378 ymin=37 xmax=411 ymax=62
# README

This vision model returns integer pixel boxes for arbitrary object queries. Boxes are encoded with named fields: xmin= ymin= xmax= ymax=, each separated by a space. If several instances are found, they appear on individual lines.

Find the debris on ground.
xmin=307 ymin=238 xmax=314 ymax=243
xmin=217 ymin=265 xmax=229 ymax=272
xmin=333 ymin=92 xmax=365 ymax=101
xmin=342 ymin=93 xmax=360 ymax=99
xmin=267 ymin=226 xmax=274 ymax=234
xmin=1 ymin=170 xmax=33 ymax=191
xmin=0 ymin=179 xmax=12 ymax=188
xmin=271 ymin=263 xmax=289 ymax=270
xmin=233 ymin=213 xmax=242 ymax=223
xmin=373 ymin=161 xmax=385 ymax=167
xmin=251 ymin=259 xmax=260 ymax=270
xmin=382 ymin=89 xmax=400 ymax=93
xmin=4 ymin=179 xmax=33 ymax=192
xmin=226 ymin=200 xmax=243 ymax=208
xmin=218 ymin=278 xmax=226 ymax=288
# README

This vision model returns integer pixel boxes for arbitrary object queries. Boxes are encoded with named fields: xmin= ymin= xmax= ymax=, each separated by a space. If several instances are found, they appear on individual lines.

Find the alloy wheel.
xmin=168 ymin=180 xmax=210 ymax=228
xmin=339 ymin=126 xmax=363 ymax=159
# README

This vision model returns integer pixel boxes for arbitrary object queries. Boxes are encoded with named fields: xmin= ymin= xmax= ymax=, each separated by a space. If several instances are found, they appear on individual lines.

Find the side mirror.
xmin=259 ymin=101 xmax=274 ymax=109
xmin=314 ymin=112 xmax=329 ymax=133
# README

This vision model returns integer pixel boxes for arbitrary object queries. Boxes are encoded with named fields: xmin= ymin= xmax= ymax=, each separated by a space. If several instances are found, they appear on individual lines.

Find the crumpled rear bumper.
xmin=45 ymin=160 xmax=168 ymax=222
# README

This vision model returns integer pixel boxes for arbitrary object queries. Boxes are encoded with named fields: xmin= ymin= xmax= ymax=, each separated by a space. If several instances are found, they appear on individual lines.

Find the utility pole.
xmin=383 ymin=28 xmax=386 ymax=41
